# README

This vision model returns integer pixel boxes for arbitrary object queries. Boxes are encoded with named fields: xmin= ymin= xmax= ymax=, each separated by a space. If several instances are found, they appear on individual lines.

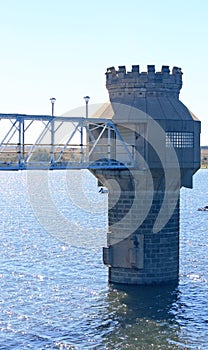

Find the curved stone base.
xmin=109 ymin=266 xmax=179 ymax=285
xmin=107 ymin=231 xmax=179 ymax=285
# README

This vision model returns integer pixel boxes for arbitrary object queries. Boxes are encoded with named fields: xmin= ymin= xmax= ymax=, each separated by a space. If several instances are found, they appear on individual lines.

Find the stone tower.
xmin=91 ymin=65 xmax=200 ymax=284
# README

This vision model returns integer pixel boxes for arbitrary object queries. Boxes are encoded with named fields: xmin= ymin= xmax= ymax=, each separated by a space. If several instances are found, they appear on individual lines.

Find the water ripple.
xmin=0 ymin=170 xmax=207 ymax=349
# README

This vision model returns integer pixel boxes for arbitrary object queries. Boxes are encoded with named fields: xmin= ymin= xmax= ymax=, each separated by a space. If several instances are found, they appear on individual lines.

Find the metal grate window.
xmin=166 ymin=132 xmax=194 ymax=148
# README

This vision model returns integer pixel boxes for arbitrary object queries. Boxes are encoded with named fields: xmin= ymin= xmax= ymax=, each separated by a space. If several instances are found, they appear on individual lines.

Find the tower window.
xmin=166 ymin=132 xmax=194 ymax=148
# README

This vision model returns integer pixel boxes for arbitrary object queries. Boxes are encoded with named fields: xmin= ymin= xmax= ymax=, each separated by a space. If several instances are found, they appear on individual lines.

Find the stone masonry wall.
xmin=106 ymin=65 xmax=183 ymax=98
xmin=100 ymin=169 xmax=180 ymax=284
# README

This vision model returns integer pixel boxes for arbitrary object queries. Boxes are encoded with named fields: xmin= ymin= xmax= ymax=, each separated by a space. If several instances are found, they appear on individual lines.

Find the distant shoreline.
xmin=201 ymin=146 xmax=208 ymax=168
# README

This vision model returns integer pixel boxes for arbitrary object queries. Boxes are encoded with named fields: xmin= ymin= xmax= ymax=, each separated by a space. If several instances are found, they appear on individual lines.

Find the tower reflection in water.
xmin=100 ymin=283 xmax=184 ymax=349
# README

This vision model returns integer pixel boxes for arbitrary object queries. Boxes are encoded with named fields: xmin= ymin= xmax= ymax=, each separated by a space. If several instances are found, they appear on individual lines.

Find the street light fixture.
xmin=50 ymin=97 xmax=56 ymax=116
xmin=50 ymin=97 xmax=56 ymax=164
xmin=83 ymin=96 xmax=90 ymax=118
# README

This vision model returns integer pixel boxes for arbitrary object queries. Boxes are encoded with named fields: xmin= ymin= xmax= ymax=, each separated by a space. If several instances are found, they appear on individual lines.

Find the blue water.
xmin=0 ymin=169 xmax=207 ymax=349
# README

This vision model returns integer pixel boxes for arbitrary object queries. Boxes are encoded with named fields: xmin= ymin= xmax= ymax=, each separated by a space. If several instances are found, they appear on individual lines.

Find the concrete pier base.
xmin=107 ymin=230 xmax=179 ymax=285
xmin=95 ymin=170 xmax=180 ymax=285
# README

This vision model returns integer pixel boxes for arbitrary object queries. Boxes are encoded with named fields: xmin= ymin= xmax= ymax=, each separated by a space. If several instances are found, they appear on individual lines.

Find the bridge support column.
xmin=94 ymin=170 xmax=179 ymax=285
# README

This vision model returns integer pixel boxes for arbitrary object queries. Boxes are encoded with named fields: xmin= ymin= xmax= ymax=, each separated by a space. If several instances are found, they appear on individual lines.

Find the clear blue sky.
xmin=0 ymin=0 xmax=207 ymax=143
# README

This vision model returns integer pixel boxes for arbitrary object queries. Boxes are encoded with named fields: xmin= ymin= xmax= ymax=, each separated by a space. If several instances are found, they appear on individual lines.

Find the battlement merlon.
xmin=106 ymin=65 xmax=183 ymax=98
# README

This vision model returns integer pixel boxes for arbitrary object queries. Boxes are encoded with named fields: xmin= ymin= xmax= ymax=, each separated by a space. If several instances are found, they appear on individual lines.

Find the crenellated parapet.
xmin=106 ymin=65 xmax=183 ymax=98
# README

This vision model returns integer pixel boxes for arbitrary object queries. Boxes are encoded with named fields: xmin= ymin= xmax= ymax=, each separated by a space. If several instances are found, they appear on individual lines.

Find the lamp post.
xmin=50 ymin=97 xmax=56 ymax=164
xmin=50 ymin=97 xmax=56 ymax=116
xmin=83 ymin=96 xmax=90 ymax=118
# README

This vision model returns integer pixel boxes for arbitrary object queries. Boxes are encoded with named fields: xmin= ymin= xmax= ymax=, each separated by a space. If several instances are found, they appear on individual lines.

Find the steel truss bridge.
xmin=0 ymin=113 xmax=135 ymax=171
